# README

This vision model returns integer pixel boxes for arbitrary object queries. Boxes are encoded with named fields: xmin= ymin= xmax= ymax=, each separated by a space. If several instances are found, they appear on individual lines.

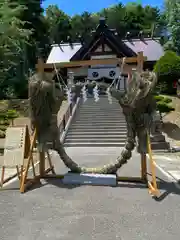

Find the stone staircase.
xmin=64 ymin=96 xmax=127 ymax=147
xmin=64 ymin=96 xmax=170 ymax=150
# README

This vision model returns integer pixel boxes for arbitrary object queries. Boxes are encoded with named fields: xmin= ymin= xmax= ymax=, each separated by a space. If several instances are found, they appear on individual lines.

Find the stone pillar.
xmin=67 ymin=71 xmax=74 ymax=88
xmin=150 ymin=111 xmax=170 ymax=150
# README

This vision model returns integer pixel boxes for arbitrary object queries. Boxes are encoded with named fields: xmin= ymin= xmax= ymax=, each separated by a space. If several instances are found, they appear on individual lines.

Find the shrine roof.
xmin=124 ymin=38 xmax=164 ymax=61
xmin=46 ymin=18 xmax=164 ymax=64
xmin=46 ymin=43 xmax=82 ymax=64
xmin=46 ymin=38 xmax=164 ymax=64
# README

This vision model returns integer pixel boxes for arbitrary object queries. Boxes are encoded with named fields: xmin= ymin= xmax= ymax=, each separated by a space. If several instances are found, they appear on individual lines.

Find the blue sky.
xmin=42 ymin=0 xmax=163 ymax=16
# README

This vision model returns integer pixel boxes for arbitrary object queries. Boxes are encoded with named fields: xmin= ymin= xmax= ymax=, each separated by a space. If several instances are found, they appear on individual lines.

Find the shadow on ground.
xmin=32 ymin=174 xmax=180 ymax=202
xmin=117 ymin=175 xmax=180 ymax=202
xmin=163 ymin=122 xmax=180 ymax=141
xmin=2 ymin=174 xmax=180 ymax=202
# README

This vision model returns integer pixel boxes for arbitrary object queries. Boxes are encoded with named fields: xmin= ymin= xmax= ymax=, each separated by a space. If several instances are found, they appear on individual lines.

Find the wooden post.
xmin=37 ymin=58 xmax=46 ymax=177
xmin=39 ymin=151 xmax=45 ymax=177
xmin=37 ymin=58 xmax=45 ymax=74
xmin=147 ymin=132 xmax=159 ymax=196
xmin=137 ymin=52 xmax=144 ymax=73
xmin=141 ymin=153 xmax=147 ymax=182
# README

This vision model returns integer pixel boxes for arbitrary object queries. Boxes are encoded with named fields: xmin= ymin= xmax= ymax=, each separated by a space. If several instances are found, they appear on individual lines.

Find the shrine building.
xmin=46 ymin=17 xmax=164 ymax=83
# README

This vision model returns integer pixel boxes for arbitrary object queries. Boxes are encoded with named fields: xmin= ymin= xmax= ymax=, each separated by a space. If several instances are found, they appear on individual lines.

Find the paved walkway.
xmin=1 ymin=148 xmax=180 ymax=240
xmin=154 ymin=152 xmax=180 ymax=182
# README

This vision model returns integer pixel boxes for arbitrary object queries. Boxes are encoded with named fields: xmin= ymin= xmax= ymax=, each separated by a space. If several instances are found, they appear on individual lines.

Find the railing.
xmin=59 ymin=98 xmax=80 ymax=140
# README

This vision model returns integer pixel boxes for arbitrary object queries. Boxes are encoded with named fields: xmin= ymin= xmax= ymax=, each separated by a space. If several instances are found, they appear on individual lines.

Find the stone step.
xmin=64 ymin=142 xmax=125 ymax=147
xmin=72 ymin=119 xmax=126 ymax=122
xmin=75 ymin=113 xmax=124 ymax=116
xmin=65 ymin=135 xmax=127 ymax=140
xmin=68 ymin=126 xmax=127 ymax=131
xmin=79 ymin=112 xmax=122 ymax=114
xmin=81 ymin=99 xmax=119 ymax=101
xmin=65 ymin=138 xmax=126 ymax=143
xmin=80 ymin=104 xmax=119 ymax=107
xmin=77 ymin=112 xmax=123 ymax=115
xmin=67 ymin=128 xmax=127 ymax=133
xmin=72 ymin=120 xmax=126 ymax=123
xmin=79 ymin=109 xmax=121 ymax=111
xmin=78 ymin=104 xmax=121 ymax=107
xmin=79 ymin=110 xmax=122 ymax=113
xmin=66 ymin=131 xmax=127 ymax=135
xmin=71 ymin=124 xmax=127 ymax=128
xmin=79 ymin=105 xmax=121 ymax=107
xmin=80 ymin=101 xmax=119 ymax=104
xmin=73 ymin=120 xmax=125 ymax=122
xmin=73 ymin=117 xmax=125 ymax=120
xmin=151 ymin=141 xmax=170 ymax=150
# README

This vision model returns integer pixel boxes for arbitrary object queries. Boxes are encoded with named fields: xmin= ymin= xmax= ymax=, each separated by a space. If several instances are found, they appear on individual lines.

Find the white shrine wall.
xmin=67 ymin=67 xmax=88 ymax=77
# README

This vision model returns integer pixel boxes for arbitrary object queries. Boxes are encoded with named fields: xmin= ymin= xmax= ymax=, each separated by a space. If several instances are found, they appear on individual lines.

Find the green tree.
xmin=0 ymin=0 xmax=32 ymax=98
xmin=164 ymin=0 xmax=180 ymax=54
xmin=17 ymin=0 xmax=46 ymax=65
xmin=70 ymin=11 xmax=95 ymax=42
xmin=105 ymin=3 xmax=127 ymax=37
xmin=45 ymin=5 xmax=71 ymax=44
xmin=154 ymin=51 xmax=180 ymax=94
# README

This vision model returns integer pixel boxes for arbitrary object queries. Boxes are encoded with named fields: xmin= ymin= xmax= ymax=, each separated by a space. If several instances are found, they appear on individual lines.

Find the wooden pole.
xmin=39 ymin=151 xmax=45 ymax=177
xmin=37 ymin=58 xmax=46 ymax=177
xmin=37 ymin=58 xmax=45 ymax=74
xmin=137 ymin=52 xmax=144 ymax=73
xmin=35 ymin=57 xmax=147 ymax=70
xmin=141 ymin=153 xmax=147 ymax=182
xmin=137 ymin=52 xmax=146 ymax=181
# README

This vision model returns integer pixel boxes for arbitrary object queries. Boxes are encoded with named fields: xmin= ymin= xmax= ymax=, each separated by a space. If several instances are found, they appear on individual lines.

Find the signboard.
xmin=3 ymin=126 xmax=30 ymax=167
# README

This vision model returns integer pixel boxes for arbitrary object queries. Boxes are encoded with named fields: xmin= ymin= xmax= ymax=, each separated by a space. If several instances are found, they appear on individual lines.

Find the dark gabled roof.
xmin=124 ymin=38 xmax=164 ymax=61
xmin=70 ymin=18 xmax=137 ymax=61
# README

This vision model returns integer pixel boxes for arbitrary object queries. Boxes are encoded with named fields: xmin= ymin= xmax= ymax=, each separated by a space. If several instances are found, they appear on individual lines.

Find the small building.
xmin=47 ymin=17 xmax=164 ymax=82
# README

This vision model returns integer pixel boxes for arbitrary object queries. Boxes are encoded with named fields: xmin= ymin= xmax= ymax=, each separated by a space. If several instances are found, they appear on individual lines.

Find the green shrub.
xmin=156 ymin=101 xmax=175 ymax=113
xmin=154 ymin=95 xmax=165 ymax=101
xmin=154 ymin=51 xmax=180 ymax=94
xmin=154 ymin=95 xmax=172 ymax=103
xmin=0 ymin=109 xmax=18 ymax=125
xmin=6 ymin=109 xmax=19 ymax=120
xmin=0 ymin=125 xmax=7 ymax=131
xmin=0 ymin=130 xmax=5 ymax=138
xmin=154 ymin=95 xmax=174 ymax=114
xmin=0 ymin=111 xmax=7 ymax=120
xmin=1 ymin=119 xmax=10 ymax=126
xmin=163 ymin=97 xmax=172 ymax=103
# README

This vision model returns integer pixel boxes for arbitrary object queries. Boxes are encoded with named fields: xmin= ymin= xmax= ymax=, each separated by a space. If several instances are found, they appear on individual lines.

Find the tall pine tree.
xmin=16 ymin=0 xmax=48 ymax=68
xmin=0 ymin=0 xmax=32 ymax=98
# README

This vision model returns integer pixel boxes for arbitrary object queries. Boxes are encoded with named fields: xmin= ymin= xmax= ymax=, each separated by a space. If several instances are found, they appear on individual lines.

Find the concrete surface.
xmin=153 ymin=153 xmax=180 ymax=182
xmin=1 ymin=147 xmax=180 ymax=240
xmin=62 ymin=172 xmax=117 ymax=186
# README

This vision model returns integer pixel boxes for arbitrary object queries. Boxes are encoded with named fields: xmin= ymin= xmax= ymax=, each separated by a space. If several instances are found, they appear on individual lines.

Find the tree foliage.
xmin=154 ymin=51 xmax=180 ymax=94
xmin=0 ymin=1 xmax=33 ymax=98
xmin=164 ymin=0 xmax=180 ymax=54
